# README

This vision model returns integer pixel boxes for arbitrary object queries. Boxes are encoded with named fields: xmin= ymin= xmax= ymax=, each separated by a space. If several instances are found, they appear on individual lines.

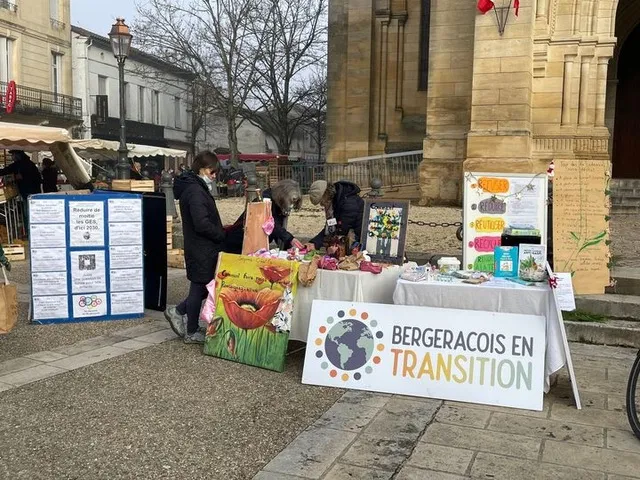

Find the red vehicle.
xmin=215 ymin=153 xmax=288 ymax=165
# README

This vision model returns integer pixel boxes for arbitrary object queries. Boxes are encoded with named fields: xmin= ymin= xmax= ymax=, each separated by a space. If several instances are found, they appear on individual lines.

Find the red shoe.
xmin=360 ymin=261 xmax=382 ymax=274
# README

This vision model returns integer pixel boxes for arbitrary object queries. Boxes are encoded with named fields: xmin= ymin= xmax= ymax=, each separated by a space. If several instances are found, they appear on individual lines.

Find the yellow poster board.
xmin=553 ymin=159 xmax=610 ymax=295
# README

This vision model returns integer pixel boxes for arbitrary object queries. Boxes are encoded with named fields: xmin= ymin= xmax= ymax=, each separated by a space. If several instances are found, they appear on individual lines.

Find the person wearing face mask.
xmin=223 ymin=179 xmax=304 ymax=254
xmin=165 ymin=151 xmax=225 ymax=344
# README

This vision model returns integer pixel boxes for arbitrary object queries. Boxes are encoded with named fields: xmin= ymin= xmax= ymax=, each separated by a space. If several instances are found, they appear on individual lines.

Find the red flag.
xmin=514 ymin=0 xmax=520 ymax=16
xmin=477 ymin=0 xmax=495 ymax=14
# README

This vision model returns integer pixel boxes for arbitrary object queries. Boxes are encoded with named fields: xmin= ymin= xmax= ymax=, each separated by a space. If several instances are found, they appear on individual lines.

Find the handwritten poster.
xmin=463 ymin=173 xmax=548 ymax=272
xmin=553 ymin=160 xmax=610 ymax=295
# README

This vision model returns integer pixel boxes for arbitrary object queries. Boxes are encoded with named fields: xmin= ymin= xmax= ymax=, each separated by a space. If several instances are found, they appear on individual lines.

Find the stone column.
xmin=561 ymin=54 xmax=576 ymax=126
xmin=536 ymin=0 xmax=547 ymax=20
xmin=595 ymin=56 xmax=610 ymax=128
xmin=578 ymin=56 xmax=593 ymax=126
xmin=464 ymin=2 xmax=536 ymax=174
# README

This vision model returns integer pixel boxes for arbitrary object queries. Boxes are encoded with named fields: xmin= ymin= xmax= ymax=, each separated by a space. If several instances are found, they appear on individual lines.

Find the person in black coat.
xmin=307 ymin=180 xmax=364 ymax=251
xmin=165 ymin=151 xmax=225 ymax=344
xmin=224 ymin=179 xmax=304 ymax=253
xmin=41 ymin=158 xmax=58 ymax=193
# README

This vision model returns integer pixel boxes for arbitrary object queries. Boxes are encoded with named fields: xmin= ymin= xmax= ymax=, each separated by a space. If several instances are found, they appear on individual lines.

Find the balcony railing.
xmin=50 ymin=18 xmax=66 ymax=30
xmin=0 ymin=1 xmax=17 ymax=13
xmin=0 ymin=81 xmax=83 ymax=120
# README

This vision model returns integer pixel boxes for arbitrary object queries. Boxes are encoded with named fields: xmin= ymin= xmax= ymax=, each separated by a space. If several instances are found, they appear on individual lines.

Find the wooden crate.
xmin=3 ymin=244 xmax=25 ymax=262
xmin=166 ymin=216 xmax=173 ymax=250
xmin=112 ymin=180 xmax=156 ymax=192
xmin=167 ymin=249 xmax=185 ymax=269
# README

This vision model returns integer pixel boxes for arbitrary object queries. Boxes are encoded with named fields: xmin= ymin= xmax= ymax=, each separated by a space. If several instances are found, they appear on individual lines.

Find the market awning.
xmin=70 ymin=139 xmax=188 ymax=159
xmin=0 ymin=122 xmax=73 ymax=150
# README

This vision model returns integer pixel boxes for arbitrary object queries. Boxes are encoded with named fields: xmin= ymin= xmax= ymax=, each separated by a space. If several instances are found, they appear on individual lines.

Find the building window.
xmin=0 ymin=1 xmax=18 ymax=13
xmin=418 ymin=0 xmax=431 ymax=91
xmin=138 ymin=86 xmax=145 ymax=122
xmin=174 ymin=96 xmax=181 ymax=128
xmin=0 ymin=37 xmax=14 ymax=84
xmin=51 ymin=53 xmax=62 ymax=96
xmin=151 ymin=90 xmax=159 ymax=124
xmin=97 ymin=75 xmax=107 ymax=96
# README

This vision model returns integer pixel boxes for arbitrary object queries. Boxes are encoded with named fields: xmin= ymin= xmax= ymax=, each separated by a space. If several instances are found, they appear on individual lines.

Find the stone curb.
xmin=565 ymin=319 xmax=640 ymax=348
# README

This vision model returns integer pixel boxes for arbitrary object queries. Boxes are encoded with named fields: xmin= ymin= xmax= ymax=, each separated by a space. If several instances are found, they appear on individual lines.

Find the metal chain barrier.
xmin=407 ymin=219 xmax=462 ymax=228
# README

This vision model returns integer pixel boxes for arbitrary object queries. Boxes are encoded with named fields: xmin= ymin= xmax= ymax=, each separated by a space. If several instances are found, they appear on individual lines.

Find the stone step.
xmin=565 ymin=319 xmax=640 ymax=348
xmin=611 ymin=187 xmax=640 ymax=196
xmin=575 ymin=294 xmax=640 ymax=320
xmin=610 ymin=205 xmax=640 ymax=214
xmin=607 ymin=267 xmax=640 ymax=296
xmin=611 ymin=196 xmax=640 ymax=206
xmin=611 ymin=179 xmax=640 ymax=189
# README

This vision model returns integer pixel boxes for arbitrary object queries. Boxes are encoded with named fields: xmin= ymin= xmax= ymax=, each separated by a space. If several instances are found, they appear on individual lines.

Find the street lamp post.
xmin=109 ymin=18 xmax=133 ymax=180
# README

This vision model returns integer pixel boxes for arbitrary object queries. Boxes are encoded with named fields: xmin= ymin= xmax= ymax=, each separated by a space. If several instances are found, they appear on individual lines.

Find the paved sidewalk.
xmin=255 ymin=342 xmax=640 ymax=479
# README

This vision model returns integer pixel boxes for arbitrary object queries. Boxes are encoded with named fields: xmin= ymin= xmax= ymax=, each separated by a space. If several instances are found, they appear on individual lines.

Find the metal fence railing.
xmin=0 ymin=81 xmax=83 ymax=120
xmin=266 ymin=150 xmax=423 ymax=193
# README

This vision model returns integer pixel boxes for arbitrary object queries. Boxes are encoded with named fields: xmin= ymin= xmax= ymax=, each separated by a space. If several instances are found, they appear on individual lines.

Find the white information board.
xmin=463 ymin=172 xmax=548 ymax=272
xmin=303 ymin=300 xmax=546 ymax=411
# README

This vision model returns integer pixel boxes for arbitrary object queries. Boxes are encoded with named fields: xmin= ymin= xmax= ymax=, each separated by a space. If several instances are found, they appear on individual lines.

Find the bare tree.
xmin=299 ymin=69 xmax=327 ymax=161
xmin=244 ymin=0 xmax=327 ymax=156
xmin=134 ymin=0 xmax=271 ymax=167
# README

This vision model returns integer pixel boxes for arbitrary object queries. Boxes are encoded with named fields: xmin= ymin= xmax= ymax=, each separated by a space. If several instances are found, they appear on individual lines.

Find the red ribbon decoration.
xmin=514 ymin=0 xmax=520 ymax=16
xmin=548 ymin=276 xmax=558 ymax=289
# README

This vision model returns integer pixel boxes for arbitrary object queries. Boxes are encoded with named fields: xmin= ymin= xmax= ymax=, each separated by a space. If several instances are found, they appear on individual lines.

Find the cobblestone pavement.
xmin=255 ymin=342 xmax=640 ymax=480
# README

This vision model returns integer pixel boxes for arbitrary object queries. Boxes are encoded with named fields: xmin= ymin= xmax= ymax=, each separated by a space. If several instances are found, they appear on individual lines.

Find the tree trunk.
xmin=227 ymin=118 xmax=240 ymax=169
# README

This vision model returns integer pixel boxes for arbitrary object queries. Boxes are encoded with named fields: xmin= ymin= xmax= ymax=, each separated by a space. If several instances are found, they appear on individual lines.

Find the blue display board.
xmin=28 ymin=192 xmax=145 ymax=324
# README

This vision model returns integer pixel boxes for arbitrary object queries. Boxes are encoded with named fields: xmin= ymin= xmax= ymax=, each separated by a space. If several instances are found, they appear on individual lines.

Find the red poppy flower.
xmin=219 ymin=288 xmax=282 ymax=330
xmin=259 ymin=265 xmax=291 ymax=285
xmin=207 ymin=317 xmax=223 ymax=337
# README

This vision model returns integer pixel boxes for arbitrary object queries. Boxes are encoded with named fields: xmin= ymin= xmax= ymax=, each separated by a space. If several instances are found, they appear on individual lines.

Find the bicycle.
xmin=626 ymin=350 xmax=640 ymax=439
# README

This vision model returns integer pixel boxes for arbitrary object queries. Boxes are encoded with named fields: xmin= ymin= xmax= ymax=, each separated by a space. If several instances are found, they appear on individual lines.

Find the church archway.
xmin=612 ymin=13 xmax=640 ymax=177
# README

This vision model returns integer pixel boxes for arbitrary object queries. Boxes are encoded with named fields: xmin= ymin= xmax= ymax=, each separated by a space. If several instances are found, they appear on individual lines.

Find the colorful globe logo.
xmin=314 ymin=308 xmax=384 ymax=382
xmin=325 ymin=320 xmax=374 ymax=371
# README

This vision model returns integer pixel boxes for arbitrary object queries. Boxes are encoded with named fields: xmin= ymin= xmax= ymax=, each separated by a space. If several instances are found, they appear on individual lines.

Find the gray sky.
xmin=71 ymin=0 xmax=139 ymax=37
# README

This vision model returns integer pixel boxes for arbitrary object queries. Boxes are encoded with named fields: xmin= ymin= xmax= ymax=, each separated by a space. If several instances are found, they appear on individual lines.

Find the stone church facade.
xmin=327 ymin=0 xmax=638 ymax=204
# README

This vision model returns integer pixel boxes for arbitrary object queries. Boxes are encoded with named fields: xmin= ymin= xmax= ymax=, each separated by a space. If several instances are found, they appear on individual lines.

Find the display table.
xmin=393 ymin=278 xmax=565 ymax=392
xmin=290 ymin=266 xmax=401 ymax=342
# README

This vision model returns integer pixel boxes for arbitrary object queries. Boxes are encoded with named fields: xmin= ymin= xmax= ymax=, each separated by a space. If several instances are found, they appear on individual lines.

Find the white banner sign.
xmin=69 ymin=201 xmax=105 ymax=247
xmin=302 ymin=301 xmax=546 ymax=411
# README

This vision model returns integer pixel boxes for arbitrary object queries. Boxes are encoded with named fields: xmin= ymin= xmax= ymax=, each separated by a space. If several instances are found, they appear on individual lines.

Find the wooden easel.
xmin=547 ymin=262 xmax=582 ymax=409
xmin=242 ymin=201 xmax=271 ymax=255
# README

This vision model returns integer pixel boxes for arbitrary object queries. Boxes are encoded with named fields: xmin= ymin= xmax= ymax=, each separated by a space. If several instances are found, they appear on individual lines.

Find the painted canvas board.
xmin=360 ymin=200 xmax=409 ymax=265
xmin=203 ymin=253 xmax=299 ymax=372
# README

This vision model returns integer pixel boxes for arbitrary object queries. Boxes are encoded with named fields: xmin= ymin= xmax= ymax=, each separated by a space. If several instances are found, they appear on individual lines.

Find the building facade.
xmin=328 ymin=0 xmax=634 ymax=204
xmin=0 ymin=0 xmax=82 ymax=129
xmin=71 ymin=25 xmax=193 ymax=153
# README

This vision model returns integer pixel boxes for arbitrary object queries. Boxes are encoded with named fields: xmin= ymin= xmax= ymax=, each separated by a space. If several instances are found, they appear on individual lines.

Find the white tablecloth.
xmin=290 ymin=266 xmax=401 ymax=342
xmin=392 ymin=278 xmax=566 ymax=392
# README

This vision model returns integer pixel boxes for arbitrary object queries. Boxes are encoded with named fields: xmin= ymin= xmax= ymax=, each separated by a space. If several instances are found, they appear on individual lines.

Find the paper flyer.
xmin=32 ymin=295 xmax=69 ymax=320
xmin=108 ymin=198 xmax=142 ymax=222
xmin=30 ymin=248 xmax=67 ymax=272
xmin=72 ymin=293 xmax=107 ymax=318
xmin=30 ymin=224 xmax=66 ymax=248
xmin=108 ymin=222 xmax=143 ymax=246
xmin=70 ymin=250 xmax=107 ymax=294
xmin=29 ymin=199 xmax=66 ymax=224
xmin=109 ymin=245 xmax=143 ymax=269
xmin=110 ymin=268 xmax=143 ymax=292
xmin=69 ymin=201 xmax=105 ymax=247
xmin=110 ymin=291 xmax=144 ymax=316
xmin=31 ymin=271 xmax=68 ymax=296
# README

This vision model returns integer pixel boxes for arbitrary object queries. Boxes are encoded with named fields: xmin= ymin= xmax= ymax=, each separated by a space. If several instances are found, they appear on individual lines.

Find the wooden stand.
xmin=242 ymin=201 xmax=271 ymax=255
xmin=166 ymin=216 xmax=173 ymax=250
xmin=112 ymin=180 xmax=155 ymax=193
xmin=167 ymin=248 xmax=185 ymax=269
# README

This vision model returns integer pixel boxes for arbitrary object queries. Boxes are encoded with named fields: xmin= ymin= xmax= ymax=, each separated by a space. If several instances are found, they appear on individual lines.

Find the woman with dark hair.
xmin=224 ymin=179 xmax=304 ymax=253
xmin=165 ymin=151 xmax=225 ymax=344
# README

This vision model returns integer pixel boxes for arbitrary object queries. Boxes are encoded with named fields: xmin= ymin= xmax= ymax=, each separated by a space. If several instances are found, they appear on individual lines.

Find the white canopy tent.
xmin=69 ymin=139 xmax=188 ymax=159
xmin=0 ymin=122 xmax=92 ymax=189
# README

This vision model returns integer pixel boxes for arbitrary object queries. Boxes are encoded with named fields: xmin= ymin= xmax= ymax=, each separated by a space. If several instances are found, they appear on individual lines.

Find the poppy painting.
xmin=203 ymin=253 xmax=299 ymax=372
